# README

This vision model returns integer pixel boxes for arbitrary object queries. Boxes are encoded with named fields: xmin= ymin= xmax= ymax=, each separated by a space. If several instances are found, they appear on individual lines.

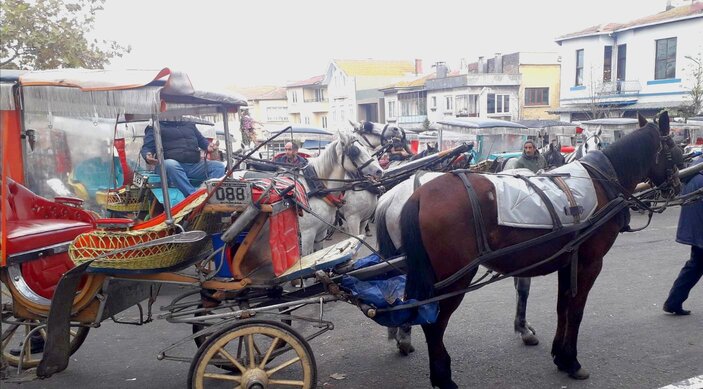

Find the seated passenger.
xmin=141 ymin=121 xmax=225 ymax=197
xmin=387 ymin=139 xmax=412 ymax=162
xmin=273 ymin=142 xmax=308 ymax=168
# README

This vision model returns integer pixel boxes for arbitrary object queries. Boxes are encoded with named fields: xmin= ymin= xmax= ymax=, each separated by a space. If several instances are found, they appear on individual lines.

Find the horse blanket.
xmin=483 ymin=162 xmax=597 ymax=229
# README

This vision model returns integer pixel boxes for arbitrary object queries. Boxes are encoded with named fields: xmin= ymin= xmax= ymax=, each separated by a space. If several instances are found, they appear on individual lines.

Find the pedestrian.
xmin=240 ymin=108 xmax=258 ymax=147
xmin=513 ymin=139 xmax=547 ymax=173
xmin=141 ymin=121 xmax=225 ymax=197
xmin=663 ymin=156 xmax=703 ymax=315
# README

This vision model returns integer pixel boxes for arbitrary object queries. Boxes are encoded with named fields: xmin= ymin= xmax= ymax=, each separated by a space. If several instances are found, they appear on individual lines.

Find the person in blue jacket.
xmin=663 ymin=156 xmax=703 ymax=315
xmin=141 ymin=121 xmax=225 ymax=197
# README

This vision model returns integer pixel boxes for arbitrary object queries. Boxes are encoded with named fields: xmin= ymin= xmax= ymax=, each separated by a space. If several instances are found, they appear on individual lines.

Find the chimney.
xmin=478 ymin=56 xmax=485 ymax=73
xmin=415 ymin=59 xmax=423 ymax=75
xmin=435 ymin=62 xmax=448 ymax=78
xmin=666 ymin=0 xmax=674 ymax=11
xmin=494 ymin=53 xmax=503 ymax=73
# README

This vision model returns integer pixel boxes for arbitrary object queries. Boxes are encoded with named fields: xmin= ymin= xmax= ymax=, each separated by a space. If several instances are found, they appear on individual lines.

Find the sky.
xmin=92 ymin=0 xmax=676 ymax=89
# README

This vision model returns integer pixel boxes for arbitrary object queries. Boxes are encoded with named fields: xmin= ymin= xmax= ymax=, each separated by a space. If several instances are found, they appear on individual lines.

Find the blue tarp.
xmin=341 ymin=254 xmax=438 ymax=327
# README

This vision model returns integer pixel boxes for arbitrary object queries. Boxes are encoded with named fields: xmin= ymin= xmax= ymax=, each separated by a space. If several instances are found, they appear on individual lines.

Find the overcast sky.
xmin=93 ymin=0 xmax=674 ymax=89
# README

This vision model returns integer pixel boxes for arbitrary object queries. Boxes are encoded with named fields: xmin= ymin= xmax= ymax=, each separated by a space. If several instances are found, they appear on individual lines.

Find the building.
xmin=324 ymin=59 xmax=419 ymax=131
xmin=552 ymin=1 xmax=703 ymax=121
xmin=226 ymin=85 xmax=288 ymax=140
xmin=379 ymin=73 xmax=433 ymax=132
xmin=286 ymin=75 xmax=329 ymax=128
xmin=424 ymin=53 xmax=561 ymax=124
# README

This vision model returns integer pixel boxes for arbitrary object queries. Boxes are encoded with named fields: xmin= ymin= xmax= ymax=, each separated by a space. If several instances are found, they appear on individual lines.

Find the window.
xmin=617 ymin=44 xmax=627 ymax=81
xmin=266 ymin=106 xmax=288 ymax=122
xmin=291 ymin=91 xmax=298 ymax=103
xmin=444 ymin=96 xmax=453 ymax=112
xmin=315 ymin=89 xmax=325 ymax=102
xmin=304 ymin=116 xmax=310 ymax=125
xmin=487 ymin=94 xmax=510 ymax=114
xmin=455 ymin=95 xmax=478 ymax=116
xmin=398 ymin=91 xmax=427 ymax=117
xmin=655 ymin=37 xmax=677 ymax=80
xmin=321 ymin=115 xmax=327 ymax=128
xmin=525 ymin=88 xmax=549 ymax=106
xmin=603 ymin=46 xmax=612 ymax=82
xmin=388 ymin=101 xmax=396 ymax=118
xmin=575 ymin=49 xmax=584 ymax=86
xmin=431 ymin=96 xmax=437 ymax=109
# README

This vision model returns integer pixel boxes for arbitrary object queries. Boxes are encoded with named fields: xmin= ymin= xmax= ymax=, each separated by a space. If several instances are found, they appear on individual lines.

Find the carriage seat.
xmin=3 ymin=178 xmax=95 ymax=260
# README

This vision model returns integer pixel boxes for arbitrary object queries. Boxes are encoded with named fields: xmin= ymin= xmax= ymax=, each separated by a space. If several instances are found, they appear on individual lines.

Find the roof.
xmin=334 ymin=59 xmax=415 ymax=77
xmin=264 ymin=125 xmax=333 ymax=136
xmin=581 ymin=118 xmax=639 ymax=125
xmin=380 ymin=70 xmax=462 ymax=91
xmin=556 ymin=2 xmax=703 ymax=42
xmin=287 ymin=75 xmax=324 ymax=88
xmin=549 ymin=100 xmax=683 ymax=113
xmin=436 ymin=118 xmax=528 ymax=129
xmin=229 ymin=85 xmax=286 ymax=101
xmin=0 ymin=69 xmax=26 ymax=82
xmin=517 ymin=120 xmax=578 ymax=128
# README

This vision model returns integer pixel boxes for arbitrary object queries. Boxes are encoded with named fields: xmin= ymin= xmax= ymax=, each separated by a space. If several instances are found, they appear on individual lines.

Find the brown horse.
xmin=399 ymin=113 xmax=683 ymax=388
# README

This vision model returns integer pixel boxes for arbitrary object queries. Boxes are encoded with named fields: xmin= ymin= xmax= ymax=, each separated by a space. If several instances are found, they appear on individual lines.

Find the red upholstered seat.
xmin=2 ymin=178 xmax=96 ymax=299
xmin=4 ymin=219 xmax=94 ymax=255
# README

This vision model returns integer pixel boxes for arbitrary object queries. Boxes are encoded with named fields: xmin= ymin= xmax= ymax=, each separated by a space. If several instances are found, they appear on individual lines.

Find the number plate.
xmin=206 ymin=180 xmax=252 ymax=205
xmin=133 ymin=172 xmax=148 ymax=188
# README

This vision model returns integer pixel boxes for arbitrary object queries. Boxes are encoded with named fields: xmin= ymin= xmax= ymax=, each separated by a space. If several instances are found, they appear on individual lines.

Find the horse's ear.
xmin=658 ymin=111 xmax=670 ymax=136
xmin=337 ymin=130 xmax=350 ymax=144
xmin=596 ymin=128 xmax=602 ymax=136
xmin=349 ymin=120 xmax=359 ymax=130
xmin=637 ymin=113 xmax=648 ymax=128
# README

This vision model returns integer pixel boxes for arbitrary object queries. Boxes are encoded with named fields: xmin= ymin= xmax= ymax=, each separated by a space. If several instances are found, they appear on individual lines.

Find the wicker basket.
xmin=103 ymin=186 xmax=152 ymax=213
xmin=69 ymin=192 xmax=218 ymax=270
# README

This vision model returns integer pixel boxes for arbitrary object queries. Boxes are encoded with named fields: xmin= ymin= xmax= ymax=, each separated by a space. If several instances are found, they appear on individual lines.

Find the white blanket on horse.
xmin=483 ymin=161 xmax=597 ymax=229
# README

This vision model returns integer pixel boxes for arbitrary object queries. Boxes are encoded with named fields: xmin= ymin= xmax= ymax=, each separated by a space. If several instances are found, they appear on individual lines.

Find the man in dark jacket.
xmin=663 ymin=156 xmax=703 ymax=315
xmin=273 ymin=142 xmax=308 ymax=167
xmin=513 ymin=139 xmax=547 ymax=173
xmin=141 ymin=121 xmax=225 ymax=197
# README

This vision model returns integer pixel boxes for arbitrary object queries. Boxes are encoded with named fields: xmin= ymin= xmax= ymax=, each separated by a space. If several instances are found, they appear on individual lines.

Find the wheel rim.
xmin=193 ymin=324 xmax=314 ymax=389
xmin=1 ymin=312 xmax=88 ymax=368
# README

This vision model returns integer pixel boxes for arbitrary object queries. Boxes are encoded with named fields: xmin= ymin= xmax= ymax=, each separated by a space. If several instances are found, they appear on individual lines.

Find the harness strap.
xmin=551 ymin=176 xmax=582 ymax=224
xmin=515 ymin=174 xmax=563 ymax=230
xmin=452 ymin=171 xmax=492 ymax=256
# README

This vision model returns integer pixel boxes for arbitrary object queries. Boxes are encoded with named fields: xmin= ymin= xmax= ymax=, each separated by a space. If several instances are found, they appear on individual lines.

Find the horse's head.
xmin=639 ymin=112 xmax=685 ymax=195
xmin=337 ymin=131 xmax=383 ymax=180
xmin=582 ymin=128 xmax=603 ymax=154
xmin=544 ymin=140 xmax=566 ymax=168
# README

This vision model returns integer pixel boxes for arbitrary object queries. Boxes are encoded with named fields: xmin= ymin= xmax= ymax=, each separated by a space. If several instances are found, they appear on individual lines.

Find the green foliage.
xmin=0 ymin=0 xmax=130 ymax=70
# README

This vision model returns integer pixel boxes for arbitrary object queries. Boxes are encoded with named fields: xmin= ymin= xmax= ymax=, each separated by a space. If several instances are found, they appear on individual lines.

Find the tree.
xmin=0 ymin=0 xmax=130 ymax=70
xmin=677 ymin=52 xmax=703 ymax=120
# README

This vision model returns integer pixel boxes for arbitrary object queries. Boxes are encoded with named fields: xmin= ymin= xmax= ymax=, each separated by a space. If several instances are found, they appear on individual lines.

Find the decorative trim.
xmin=560 ymin=90 xmax=686 ymax=102
xmin=570 ymin=85 xmax=586 ymax=91
xmin=646 ymin=78 xmax=681 ymax=85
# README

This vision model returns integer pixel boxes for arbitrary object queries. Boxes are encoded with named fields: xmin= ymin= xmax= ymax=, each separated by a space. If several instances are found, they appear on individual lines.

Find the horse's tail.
xmin=375 ymin=201 xmax=399 ymax=258
xmin=400 ymin=195 xmax=436 ymax=301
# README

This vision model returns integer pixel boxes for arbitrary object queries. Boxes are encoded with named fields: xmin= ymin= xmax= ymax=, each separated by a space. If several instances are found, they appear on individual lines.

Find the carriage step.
xmin=275 ymin=235 xmax=364 ymax=283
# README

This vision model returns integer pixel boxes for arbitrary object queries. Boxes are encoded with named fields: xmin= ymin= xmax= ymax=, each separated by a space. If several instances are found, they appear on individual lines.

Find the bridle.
xmin=341 ymin=138 xmax=378 ymax=177
xmin=650 ymin=134 xmax=681 ymax=197
xmin=583 ymin=132 xmax=602 ymax=153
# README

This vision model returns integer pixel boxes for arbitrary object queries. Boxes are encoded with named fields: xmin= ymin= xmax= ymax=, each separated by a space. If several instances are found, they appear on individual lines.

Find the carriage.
xmin=0 ymin=68 xmax=403 ymax=388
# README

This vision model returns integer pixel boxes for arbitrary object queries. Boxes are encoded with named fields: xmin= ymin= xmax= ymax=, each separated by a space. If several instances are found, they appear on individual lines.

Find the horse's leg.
xmin=422 ymin=295 xmax=464 ymax=389
xmin=514 ymin=277 xmax=539 ymax=346
xmin=552 ymin=257 xmax=603 ymax=380
xmin=551 ymin=267 xmax=570 ymax=363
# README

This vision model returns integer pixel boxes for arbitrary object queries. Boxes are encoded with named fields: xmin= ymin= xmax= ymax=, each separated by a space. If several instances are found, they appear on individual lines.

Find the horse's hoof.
xmin=521 ymin=333 xmax=539 ymax=346
xmin=568 ymin=368 xmax=590 ymax=380
xmin=398 ymin=343 xmax=415 ymax=356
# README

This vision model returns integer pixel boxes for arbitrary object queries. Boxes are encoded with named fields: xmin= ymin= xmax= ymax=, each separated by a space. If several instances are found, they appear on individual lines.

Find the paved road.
xmin=3 ymin=207 xmax=702 ymax=388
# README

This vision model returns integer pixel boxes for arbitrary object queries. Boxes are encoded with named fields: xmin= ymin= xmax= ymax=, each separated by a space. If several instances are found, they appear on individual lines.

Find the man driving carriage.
xmin=141 ymin=121 xmax=225 ymax=197
xmin=273 ymin=142 xmax=308 ymax=167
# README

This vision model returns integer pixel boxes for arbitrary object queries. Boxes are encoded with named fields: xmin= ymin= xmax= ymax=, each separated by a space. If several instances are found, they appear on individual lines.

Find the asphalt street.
xmin=3 ymin=207 xmax=701 ymax=388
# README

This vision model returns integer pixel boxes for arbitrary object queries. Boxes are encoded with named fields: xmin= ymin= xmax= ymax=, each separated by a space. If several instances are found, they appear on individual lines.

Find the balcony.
xmin=596 ymin=80 xmax=641 ymax=97
xmin=303 ymin=98 xmax=328 ymax=103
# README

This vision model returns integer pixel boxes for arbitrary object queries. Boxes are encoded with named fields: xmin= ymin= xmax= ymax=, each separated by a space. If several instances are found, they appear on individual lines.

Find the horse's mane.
xmin=601 ymin=123 xmax=659 ymax=186
xmin=308 ymin=138 xmax=341 ymax=178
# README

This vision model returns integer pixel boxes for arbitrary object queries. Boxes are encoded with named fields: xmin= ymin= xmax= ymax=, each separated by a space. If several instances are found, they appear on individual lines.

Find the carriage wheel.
xmin=0 ymin=312 xmax=90 ymax=368
xmin=188 ymin=320 xmax=316 ymax=389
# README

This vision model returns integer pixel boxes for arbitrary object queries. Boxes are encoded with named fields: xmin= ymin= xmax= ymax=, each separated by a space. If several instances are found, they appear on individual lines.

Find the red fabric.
xmin=268 ymin=207 xmax=301 ymax=276
xmin=410 ymin=139 xmax=419 ymax=154
xmin=21 ymin=253 xmax=85 ymax=299
xmin=5 ymin=220 xmax=94 ymax=255
xmin=114 ymin=138 xmax=133 ymax=185
xmin=561 ymin=146 xmax=576 ymax=153
xmin=247 ymin=177 xmax=308 ymax=207
xmin=272 ymin=151 xmax=312 ymax=159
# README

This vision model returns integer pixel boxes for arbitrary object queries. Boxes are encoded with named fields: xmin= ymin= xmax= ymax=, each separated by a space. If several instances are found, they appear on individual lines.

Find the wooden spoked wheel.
xmin=188 ymin=320 xmax=317 ymax=389
xmin=0 ymin=312 xmax=90 ymax=368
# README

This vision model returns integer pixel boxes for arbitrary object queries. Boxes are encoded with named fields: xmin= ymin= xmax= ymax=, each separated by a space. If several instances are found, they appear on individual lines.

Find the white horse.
xmin=237 ymin=132 xmax=383 ymax=281
xmin=565 ymin=128 xmax=603 ymax=163
xmin=335 ymin=121 xmax=405 ymax=236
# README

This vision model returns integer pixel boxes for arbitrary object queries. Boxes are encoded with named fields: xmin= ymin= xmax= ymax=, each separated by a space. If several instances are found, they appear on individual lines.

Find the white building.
xmin=553 ymin=1 xmax=703 ymax=121
xmin=324 ymin=59 xmax=419 ymax=131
